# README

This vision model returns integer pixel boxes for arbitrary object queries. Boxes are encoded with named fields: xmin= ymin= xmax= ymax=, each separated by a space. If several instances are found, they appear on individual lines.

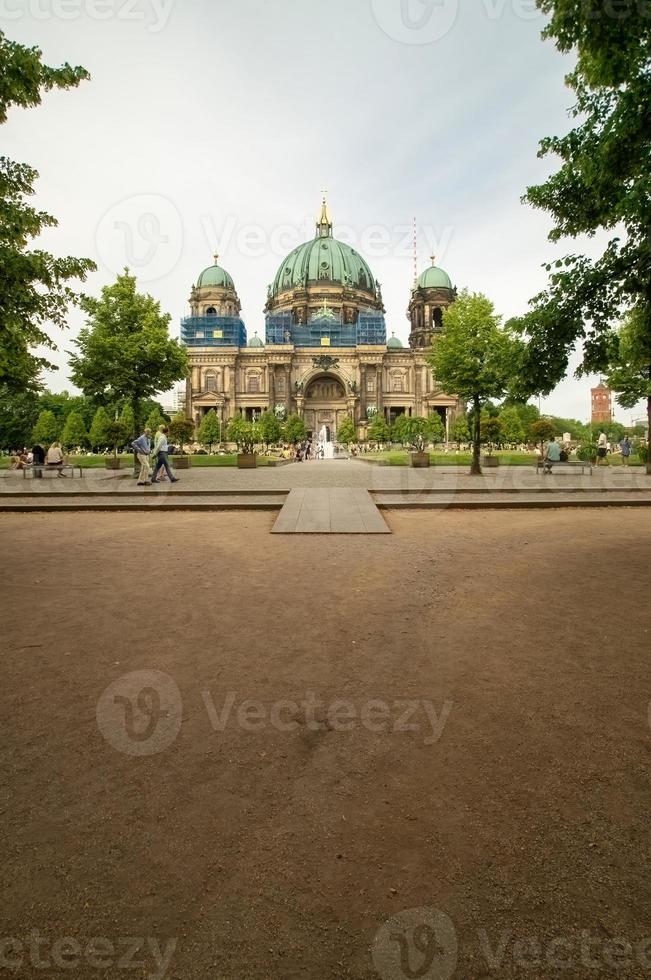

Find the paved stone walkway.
xmin=2 ymin=458 xmax=649 ymax=494
xmin=272 ymin=488 xmax=390 ymax=534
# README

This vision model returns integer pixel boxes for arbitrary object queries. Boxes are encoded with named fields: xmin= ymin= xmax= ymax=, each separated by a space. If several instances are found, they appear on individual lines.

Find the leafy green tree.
xmin=258 ymin=410 xmax=282 ymax=446
xmin=146 ymin=406 xmax=166 ymax=433
xmin=61 ymin=411 xmax=88 ymax=450
xmin=119 ymin=404 xmax=135 ymax=440
xmin=0 ymin=32 xmax=95 ymax=390
xmin=69 ymin=270 xmax=188 ymax=431
xmin=451 ymin=414 xmax=470 ymax=443
xmin=530 ymin=418 xmax=556 ymax=454
xmin=605 ymin=309 xmax=650 ymax=469
xmin=284 ymin=414 xmax=307 ymax=445
xmin=390 ymin=414 xmax=410 ymax=445
xmin=402 ymin=416 xmax=432 ymax=453
xmin=427 ymin=412 xmax=446 ymax=443
xmin=497 ymin=406 xmax=525 ymax=446
xmin=516 ymin=3 xmax=651 ymax=470
xmin=0 ymin=385 xmax=40 ymax=449
xmin=430 ymin=291 xmax=521 ymax=474
xmin=89 ymin=406 xmax=111 ymax=450
xmin=106 ymin=418 xmax=130 ymax=459
xmin=31 ymin=409 xmax=59 ymax=446
xmin=226 ymin=416 xmax=259 ymax=454
xmin=168 ymin=413 xmax=195 ymax=450
xmin=368 ymin=414 xmax=391 ymax=444
xmin=480 ymin=416 xmax=502 ymax=453
xmin=198 ymin=410 xmax=221 ymax=452
xmin=337 ymin=416 xmax=356 ymax=444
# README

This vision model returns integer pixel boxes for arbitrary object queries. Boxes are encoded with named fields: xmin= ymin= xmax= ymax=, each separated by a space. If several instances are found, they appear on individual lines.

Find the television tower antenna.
xmin=413 ymin=217 xmax=419 ymax=286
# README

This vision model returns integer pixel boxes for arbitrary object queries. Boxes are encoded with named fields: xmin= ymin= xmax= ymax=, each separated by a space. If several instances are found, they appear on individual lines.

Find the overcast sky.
xmin=4 ymin=0 xmax=644 ymax=422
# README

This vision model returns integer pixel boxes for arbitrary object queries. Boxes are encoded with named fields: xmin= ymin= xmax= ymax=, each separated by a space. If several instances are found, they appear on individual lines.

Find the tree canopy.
xmin=69 ymin=271 xmax=187 ymax=429
xmin=516 ymin=1 xmax=651 ymax=469
xmin=430 ymin=291 xmax=521 ymax=474
xmin=0 ymin=31 xmax=95 ymax=390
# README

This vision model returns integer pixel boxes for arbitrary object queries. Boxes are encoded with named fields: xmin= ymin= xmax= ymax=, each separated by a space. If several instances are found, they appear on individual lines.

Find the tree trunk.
xmin=470 ymin=395 xmax=482 ymax=476
xmin=647 ymin=390 xmax=651 ymax=476
xmin=132 ymin=396 xmax=140 ymax=478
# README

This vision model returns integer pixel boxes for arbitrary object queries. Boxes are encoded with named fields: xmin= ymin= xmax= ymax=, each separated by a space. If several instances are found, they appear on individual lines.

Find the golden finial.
xmin=213 ymin=253 xmax=219 ymax=265
xmin=430 ymin=255 xmax=436 ymax=265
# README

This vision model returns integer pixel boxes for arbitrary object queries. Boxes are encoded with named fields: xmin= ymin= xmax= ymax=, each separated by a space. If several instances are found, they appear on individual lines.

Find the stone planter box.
xmin=482 ymin=455 xmax=499 ymax=467
xmin=105 ymin=458 xmax=122 ymax=470
xmin=172 ymin=456 xmax=191 ymax=469
xmin=237 ymin=453 xmax=257 ymax=469
xmin=410 ymin=452 xmax=430 ymax=468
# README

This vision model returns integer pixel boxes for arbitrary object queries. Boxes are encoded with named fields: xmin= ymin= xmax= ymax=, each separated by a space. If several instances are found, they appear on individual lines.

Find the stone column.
xmin=284 ymin=364 xmax=292 ymax=415
xmin=375 ymin=365 xmax=383 ymax=416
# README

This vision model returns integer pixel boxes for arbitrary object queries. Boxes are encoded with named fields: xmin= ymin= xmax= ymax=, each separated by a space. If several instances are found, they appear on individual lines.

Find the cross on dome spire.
xmin=213 ymin=253 xmax=219 ymax=264
xmin=316 ymin=193 xmax=333 ymax=238
xmin=430 ymin=255 xmax=436 ymax=265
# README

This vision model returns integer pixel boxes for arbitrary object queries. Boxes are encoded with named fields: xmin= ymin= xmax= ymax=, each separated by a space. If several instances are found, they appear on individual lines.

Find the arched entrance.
xmin=303 ymin=373 xmax=348 ymax=439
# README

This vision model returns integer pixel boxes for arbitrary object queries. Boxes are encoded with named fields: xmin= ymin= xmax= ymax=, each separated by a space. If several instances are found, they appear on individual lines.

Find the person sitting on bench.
xmin=32 ymin=443 xmax=45 ymax=478
xmin=46 ymin=441 xmax=67 ymax=476
xmin=542 ymin=436 xmax=562 ymax=474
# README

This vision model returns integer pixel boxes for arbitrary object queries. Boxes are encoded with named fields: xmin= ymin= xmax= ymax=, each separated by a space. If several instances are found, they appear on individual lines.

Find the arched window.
xmin=206 ymin=307 xmax=217 ymax=317
xmin=432 ymin=308 xmax=443 ymax=331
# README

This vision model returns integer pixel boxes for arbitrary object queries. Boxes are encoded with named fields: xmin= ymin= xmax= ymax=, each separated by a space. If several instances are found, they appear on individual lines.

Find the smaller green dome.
xmin=417 ymin=258 xmax=453 ymax=291
xmin=387 ymin=332 xmax=403 ymax=349
xmin=248 ymin=331 xmax=264 ymax=348
xmin=197 ymin=254 xmax=235 ymax=290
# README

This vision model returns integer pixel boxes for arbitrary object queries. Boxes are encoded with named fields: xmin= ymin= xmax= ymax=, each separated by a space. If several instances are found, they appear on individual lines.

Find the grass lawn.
xmin=360 ymin=450 xmax=642 ymax=467
xmin=0 ymin=453 xmax=282 ymax=469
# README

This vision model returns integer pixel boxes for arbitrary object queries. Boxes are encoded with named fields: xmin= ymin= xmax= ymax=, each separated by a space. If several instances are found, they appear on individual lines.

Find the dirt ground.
xmin=1 ymin=510 xmax=650 ymax=980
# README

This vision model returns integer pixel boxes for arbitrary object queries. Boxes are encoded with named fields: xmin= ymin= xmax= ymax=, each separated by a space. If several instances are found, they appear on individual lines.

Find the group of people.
xmin=10 ymin=442 xmax=66 ymax=475
xmin=541 ymin=433 xmax=634 ymax=473
xmin=132 ymin=425 xmax=180 ymax=486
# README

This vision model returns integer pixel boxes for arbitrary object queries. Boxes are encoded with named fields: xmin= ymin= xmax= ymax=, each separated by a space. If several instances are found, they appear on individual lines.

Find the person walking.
xmin=132 ymin=427 xmax=153 ymax=485
xmin=597 ymin=430 xmax=608 ymax=465
xmin=620 ymin=436 xmax=632 ymax=467
xmin=150 ymin=425 xmax=179 ymax=484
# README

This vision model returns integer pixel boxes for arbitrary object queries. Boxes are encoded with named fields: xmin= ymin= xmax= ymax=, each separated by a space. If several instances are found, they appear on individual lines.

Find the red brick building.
xmin=591 ymin=381 xmax=613 ymax=425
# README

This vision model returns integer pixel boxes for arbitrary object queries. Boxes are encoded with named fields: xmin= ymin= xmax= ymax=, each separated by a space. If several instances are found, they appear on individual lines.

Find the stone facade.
xmin=183 ymin=205 xmax=462 ymax=439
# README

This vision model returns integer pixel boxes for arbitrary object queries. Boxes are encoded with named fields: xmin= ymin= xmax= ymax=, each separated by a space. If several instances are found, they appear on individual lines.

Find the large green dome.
xmin=269 ymin=200 xmax=379 ymax=301
xmin=197 ymin=255 xmax=235 ymax=290
xmin=416 ymin=260 xmax=453 ymax=291
xmin=270 ymin=237 xmax=378 ymax=298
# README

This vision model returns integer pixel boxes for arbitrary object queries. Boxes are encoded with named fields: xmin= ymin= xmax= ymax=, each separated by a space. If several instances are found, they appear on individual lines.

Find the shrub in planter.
xmin=403 ymin=416 xmax=433 ymax=467
xmin=577 ymin=443 xmax=598 ymax=463
xmin=227 ymin=417 xmax=260 ymax=468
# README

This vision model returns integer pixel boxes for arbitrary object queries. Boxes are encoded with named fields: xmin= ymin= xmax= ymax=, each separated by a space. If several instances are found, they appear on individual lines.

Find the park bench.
xmin=23 ymin=463 xmax=83 ymax=479
xmin=535 ymin=458 xmax=592 ymax=476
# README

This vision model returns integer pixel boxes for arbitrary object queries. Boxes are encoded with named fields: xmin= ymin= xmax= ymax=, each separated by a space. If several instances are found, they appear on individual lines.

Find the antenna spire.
xmin=413 ymin=217 xmax=418 ymax=286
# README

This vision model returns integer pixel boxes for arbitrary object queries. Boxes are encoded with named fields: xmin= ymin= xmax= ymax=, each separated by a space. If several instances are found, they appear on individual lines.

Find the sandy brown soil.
xmin=1 ymin=510 xmax=650 ymax=980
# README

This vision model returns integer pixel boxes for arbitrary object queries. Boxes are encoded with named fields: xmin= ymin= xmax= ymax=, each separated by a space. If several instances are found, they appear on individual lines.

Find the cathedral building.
xmin=183 ymin=201 xmax=462 ymax=439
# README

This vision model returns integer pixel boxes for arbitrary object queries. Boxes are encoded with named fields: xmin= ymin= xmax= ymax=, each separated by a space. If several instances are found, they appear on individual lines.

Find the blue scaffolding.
xmin=181 ymin=316 xmax=247 ymax=348
xmin=265 ymin=310 xmax=386 ymax=347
